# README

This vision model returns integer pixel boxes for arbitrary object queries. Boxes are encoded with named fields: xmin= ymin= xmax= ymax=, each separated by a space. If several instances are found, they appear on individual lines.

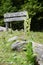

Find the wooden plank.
xmin=4 ymin=11 xmax=27 ymax=18
xmin=4 ymin=17 xmax=26 ymax=22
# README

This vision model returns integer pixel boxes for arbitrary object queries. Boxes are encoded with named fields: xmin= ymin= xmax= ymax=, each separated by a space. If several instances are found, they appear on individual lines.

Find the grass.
xmin=0 ymin=30 xmax=43 ymax=65
xmin=0 ymin=30 xmax=27 ymax=65
xmin=27 ymin=31 xmax=43 ymax=43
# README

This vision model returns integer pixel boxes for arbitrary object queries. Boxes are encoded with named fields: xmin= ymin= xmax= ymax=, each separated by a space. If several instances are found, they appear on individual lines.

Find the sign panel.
xmin=4 ymin=17 xmax=26 ymax=22
xmin=4 ymin=11 xmax=27 ymax=18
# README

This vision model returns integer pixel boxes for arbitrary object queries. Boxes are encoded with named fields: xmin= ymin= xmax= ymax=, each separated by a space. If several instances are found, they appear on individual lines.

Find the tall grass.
xmin=26 ymin=42 xmax=35 ymax=65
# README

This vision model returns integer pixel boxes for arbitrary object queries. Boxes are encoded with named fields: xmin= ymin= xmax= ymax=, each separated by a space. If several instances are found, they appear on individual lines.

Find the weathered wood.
xmin=4 ymin=11 xmax=28 ymax=31
xmin=4 ymin=17 xmax=27 ymax=22
xmin=4 ymin=11 xmax=27 ymax=18
xmin=5 ymin=22 xmax=8 ymax=31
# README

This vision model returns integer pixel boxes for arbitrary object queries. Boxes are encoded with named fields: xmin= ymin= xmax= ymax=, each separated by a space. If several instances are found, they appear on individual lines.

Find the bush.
xmin=26 ymin=42 xmax=35 ymax=65
xmin=0 ymin=19 xmax=5 ymax=26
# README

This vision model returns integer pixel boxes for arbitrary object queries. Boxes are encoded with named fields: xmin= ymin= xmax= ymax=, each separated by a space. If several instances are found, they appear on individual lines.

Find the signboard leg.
xmin=10 ymin=22 xmax=12 ymax=33
xmin=5 ymin=22 xmax=8 ymax=31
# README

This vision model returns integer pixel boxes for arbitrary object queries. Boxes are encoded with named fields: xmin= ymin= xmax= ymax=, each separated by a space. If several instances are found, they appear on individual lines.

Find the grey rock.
xmin=32 ymin=42 xmax=43 ymax=65
xmin=38 ymin=61 xmax=43 ymax=65
xmin=8 ymin=36 xmax=18 ymax=42
xmin=0 ymin=26 xmax=6 ymax=31
xmin=11 ymin=40 xmax=27 ymax=50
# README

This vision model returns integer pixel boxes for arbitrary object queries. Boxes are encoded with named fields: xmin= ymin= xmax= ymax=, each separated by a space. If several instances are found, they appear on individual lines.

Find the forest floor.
xmin=0 ymin=30 xmax=43 ymax=65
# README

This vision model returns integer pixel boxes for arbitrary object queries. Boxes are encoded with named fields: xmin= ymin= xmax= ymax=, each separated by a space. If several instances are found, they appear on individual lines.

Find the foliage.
xmin=0 ymin=0 xmax=43 ymax=26
xmin=26 ymin=42 xmax=35 ymax=65
xmin=0 ymin=31 xmax=43 ymax=65
xmin=20 ymin=0 xmax=43 ymax=17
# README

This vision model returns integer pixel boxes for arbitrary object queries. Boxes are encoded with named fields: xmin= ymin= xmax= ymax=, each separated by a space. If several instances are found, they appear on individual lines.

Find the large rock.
xmin=32 ymin=42 xmax=43 ymax=65
xmin=11 ymin=40 xmax=27 ymax=50
xmin=0 ymin=26 xmax=6 ymax=31
xmin=8 ymin=36 xmax=18 ymax=42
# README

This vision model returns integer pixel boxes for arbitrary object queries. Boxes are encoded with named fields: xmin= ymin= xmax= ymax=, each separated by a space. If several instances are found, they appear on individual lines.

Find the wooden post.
xmin=5 ymin=22 xmax=8 ymax=31
xmin=10 ymin=22 xmax=12 ymax=33
xmin=24 ymin=20 xmax=26 ymax=33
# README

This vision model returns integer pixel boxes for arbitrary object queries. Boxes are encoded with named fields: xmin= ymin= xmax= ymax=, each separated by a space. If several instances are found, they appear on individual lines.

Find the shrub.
xmin=26 ymin=42 xmax=35 ymax=65
xmin=0 ymin=19 xmax=5 ymax=26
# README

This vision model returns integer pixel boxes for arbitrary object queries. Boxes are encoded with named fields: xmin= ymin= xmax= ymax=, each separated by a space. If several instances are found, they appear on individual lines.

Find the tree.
xmin=0 ymin=0 xmax=43 ymax=26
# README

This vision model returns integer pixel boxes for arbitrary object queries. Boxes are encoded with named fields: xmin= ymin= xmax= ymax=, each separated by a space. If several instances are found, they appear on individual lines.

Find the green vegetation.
xmin=0 ymin=30 xmax=43 ymax=65
xmin=26 ymin=42 xmax=35 ymax=65
xmin=0 ymin=0 xmax=43 ymax=26
xmin=0 ymin=0 xmax=43 ymax=65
